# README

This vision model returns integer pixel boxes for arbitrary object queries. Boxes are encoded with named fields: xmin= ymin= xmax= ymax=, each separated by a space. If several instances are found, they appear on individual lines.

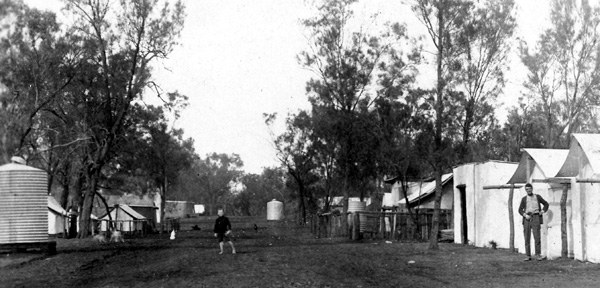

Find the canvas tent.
xmin=129 ymin=205 xmax=158 ymax=231
xmin=47 ymin=196 xmax=68 ymax=236
xmin=506 ymin=148 xmax=570 ymax=260
xmin=555 ymin=134 xmax=600 ymax=262
xmin=453 ymin=161 xmax=518 ymax=248
xmin=100 ymin=204 xmax=147 ymax=232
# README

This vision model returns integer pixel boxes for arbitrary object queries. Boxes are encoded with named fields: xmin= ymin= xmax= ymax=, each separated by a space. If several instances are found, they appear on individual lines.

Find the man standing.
xmin=518 ymin=183 xmax=549 ymax=261
xmin=214 ymin=208 xmax=236 ymax=254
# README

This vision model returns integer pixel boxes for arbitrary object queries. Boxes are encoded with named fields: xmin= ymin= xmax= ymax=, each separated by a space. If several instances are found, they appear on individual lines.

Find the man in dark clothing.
xmin=214 ymin=208 xmax=236 ymax=254
xmin=518 ymin=183 xmax=549 ymax=261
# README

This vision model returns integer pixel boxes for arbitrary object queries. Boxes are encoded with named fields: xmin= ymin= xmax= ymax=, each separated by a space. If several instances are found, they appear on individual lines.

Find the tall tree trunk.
xmin=429 ymin=1 xmax=445 ymax=251
xmin=78 ymin=170 xmax=99 ymax=238
xmin=462 ymin=98 xmax=474 ymax=161
xmin=298 ymin=181 xmax=306 ymax=225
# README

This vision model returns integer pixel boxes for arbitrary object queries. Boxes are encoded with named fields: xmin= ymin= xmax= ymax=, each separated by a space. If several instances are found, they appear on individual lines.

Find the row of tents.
xmin=48 ymin=200 xmax=152 ymax=236
xmin=382 ymin=134 xmax=600 ymax=263
xmin=48 ymin=198 xmax=199 ymax=237
xmin=455 ymin=133 xmax=600 ymax=263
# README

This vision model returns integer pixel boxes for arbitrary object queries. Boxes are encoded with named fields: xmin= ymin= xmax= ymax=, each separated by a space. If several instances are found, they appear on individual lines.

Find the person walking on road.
xmin=518 ymin=183 xmax=549 ymax=261
xmin=214 ymin=208 xmax=236 ymax=254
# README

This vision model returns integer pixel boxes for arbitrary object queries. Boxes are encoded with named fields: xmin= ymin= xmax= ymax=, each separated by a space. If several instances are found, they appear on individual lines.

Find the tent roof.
xmin=100 ymin=204 xmax=146 ymax=220
xmin=48 ymin=196 xmax=68 ymax=215
xmin=507 ymin=149 xmax=569 ymax=184
xmin=556 ymin=134 xmax=600 ymax=177
xmin=398 ymin=173 xmax=453 ymax=205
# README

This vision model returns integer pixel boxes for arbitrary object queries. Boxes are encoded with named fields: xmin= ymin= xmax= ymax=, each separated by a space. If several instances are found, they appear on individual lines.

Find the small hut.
xmin=395 ymin=173 xmax=454 ymax=211
xmin=453 ymin=160 xmax=518 ymax=247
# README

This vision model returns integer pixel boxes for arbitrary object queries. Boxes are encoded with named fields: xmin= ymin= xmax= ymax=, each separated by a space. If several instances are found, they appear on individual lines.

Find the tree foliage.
xmin=519 ymin=0 xmax=600 ymax=148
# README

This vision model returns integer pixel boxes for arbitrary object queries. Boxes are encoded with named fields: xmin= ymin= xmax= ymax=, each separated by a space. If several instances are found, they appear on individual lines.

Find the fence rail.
xmin=310 ymin=210 xmax=452 ymax=241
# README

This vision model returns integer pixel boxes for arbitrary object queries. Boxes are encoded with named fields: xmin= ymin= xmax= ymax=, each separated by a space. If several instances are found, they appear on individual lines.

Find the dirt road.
xmin=2 ymin=216 xmax=600 ymax=287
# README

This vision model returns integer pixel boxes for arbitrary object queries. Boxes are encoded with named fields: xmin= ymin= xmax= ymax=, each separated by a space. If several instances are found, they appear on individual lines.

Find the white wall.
xmin=48 ymin=212 xmax=66 ymax=235
xmin=574 ymin=159 xmax=600 ymax=262
xmin=453 ymin=161 xmax=518 ymax=248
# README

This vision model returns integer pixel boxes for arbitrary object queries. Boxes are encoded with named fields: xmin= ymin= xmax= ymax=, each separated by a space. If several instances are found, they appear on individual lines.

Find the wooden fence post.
xmin=352 ymin=213 xmax=360 ymax=240
xmin=392 ymin=213 xmax=397 ymax=240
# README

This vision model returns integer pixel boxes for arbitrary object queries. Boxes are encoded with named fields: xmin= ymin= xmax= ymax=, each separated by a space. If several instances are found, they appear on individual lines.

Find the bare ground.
xmin=1 ymin=216 xmax=600 ymax=288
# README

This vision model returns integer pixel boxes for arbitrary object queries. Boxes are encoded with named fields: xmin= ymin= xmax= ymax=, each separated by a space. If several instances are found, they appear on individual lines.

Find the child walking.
xmin=214 ymin=208 xmax=236 ymax=254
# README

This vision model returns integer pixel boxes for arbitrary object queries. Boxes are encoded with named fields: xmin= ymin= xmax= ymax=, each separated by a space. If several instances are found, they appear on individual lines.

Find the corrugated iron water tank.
xmin=267 ymin=199 xmax=283 ymax=221
xmin=0 ymin=162 xmax=49 ymax=244
xmin=348 ymin=201 xmax=367 ymax=232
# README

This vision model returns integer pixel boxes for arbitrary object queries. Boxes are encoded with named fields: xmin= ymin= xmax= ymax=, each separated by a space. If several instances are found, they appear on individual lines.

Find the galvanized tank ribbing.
xmin=0 ymin=163 xmax=48 ymax=244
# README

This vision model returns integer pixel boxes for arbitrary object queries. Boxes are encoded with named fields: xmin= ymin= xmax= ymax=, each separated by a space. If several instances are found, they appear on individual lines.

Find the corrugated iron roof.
xmin=557 ymin=134 xmax=600 ymax=177
xmin=507 ymin=149 xmax=569 ymax=184
xmin=398 ymin=173 xmax=453 ymax=205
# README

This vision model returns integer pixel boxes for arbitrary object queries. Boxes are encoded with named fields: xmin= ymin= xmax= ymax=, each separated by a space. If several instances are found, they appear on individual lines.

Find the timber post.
xmin=482 ymin=184 xmax=523 ymax=252
xmin=352 ymin=212 xmax=360 ymax=240
xmin=508 ymin=184 xmax=515 ymax=252
xmin=560 ymin=183 xmax=569 ymax=258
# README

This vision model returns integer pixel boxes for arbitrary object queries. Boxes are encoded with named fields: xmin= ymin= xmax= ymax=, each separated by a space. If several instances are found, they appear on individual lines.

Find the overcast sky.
xmin=25 ymin=0 xmax=549 ymax=174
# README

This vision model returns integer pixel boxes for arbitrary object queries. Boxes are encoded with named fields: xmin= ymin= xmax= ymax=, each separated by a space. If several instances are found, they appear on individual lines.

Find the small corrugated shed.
xmin=0 ymin=162 xmax=48 ymax=244
xmin=396 ymin=173 xmax=454 ymax=210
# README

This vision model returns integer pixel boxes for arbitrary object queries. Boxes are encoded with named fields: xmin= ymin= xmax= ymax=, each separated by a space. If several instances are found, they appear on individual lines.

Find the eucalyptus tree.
xmin=0 ymin=3 xmax=78 ymax=165
xmin=195 ymin=153 xmax=244 ymax=216
xmin=62 ymin=0 xmax=186 ymax=237
xmin=111 ymin=93 xmax=195 ymax=225
xmin=266 ymin=112 xmax=317 ymax=224
xmin=300 ymin=0 xmax=421 ymax=231
xmin=412 ymin=0 xmax=474 ymax=249
xmin=454 ymin=0 xmax=517 ymax=161
xmin=235 ymin=167 xmax=288 ymax=217
xmin=519 ymin=0 xmax=600 ymax=148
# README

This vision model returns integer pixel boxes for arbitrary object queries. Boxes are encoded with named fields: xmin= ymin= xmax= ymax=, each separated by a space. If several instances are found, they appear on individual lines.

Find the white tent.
xmin=47 ymin=196 xmax=68 ymax=235
xmin=555 ymin=134 xmax=600 ymax=262
xmin=507 ymin=148 xmax=570 ymax=260
xmin=100 ymin=204 xmax=147 ymax=232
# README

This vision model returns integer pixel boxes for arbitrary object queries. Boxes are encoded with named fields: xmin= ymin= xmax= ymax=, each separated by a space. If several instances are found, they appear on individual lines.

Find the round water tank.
xmin=0 ymin=162 xmax=48 ymax=244
xmin=347 ymin=201 xmax=367 ymax=232
xmin=267 ymin=199 xmax=283 ymax=221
